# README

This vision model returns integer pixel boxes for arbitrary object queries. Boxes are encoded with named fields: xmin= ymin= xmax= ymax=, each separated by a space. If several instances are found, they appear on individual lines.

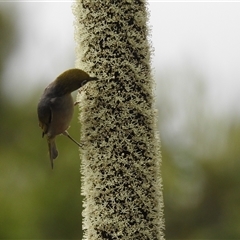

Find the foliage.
xmin=1 ymin=5 xmax=240 ymax=240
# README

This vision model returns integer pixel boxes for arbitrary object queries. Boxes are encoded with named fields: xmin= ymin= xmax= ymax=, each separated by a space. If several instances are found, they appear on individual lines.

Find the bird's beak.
xmin=89 ymin=77 xmax=98 ymax=81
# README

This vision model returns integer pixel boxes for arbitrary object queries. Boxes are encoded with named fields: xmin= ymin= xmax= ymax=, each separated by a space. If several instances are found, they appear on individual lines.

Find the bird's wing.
xmin=37 ymin=102 xmax=52 ymax=137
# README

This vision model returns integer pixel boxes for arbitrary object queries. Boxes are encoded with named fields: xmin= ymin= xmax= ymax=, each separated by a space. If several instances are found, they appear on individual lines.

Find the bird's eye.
xmin=81 ymin=80 xmax=88 ymax=87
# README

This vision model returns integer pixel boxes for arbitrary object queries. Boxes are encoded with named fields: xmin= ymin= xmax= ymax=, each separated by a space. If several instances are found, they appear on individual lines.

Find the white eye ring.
xmin=81 ymin=80 xmax=88 ymax=87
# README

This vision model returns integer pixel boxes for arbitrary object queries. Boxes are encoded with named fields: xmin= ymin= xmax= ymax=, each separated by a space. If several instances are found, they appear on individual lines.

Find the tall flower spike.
xmin=73 ymin=1 xmax=165 ymax=239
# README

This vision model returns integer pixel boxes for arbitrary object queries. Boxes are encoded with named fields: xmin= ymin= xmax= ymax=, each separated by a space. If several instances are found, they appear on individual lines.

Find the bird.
xmin=37 ymin=68 xmax=98 ymax=169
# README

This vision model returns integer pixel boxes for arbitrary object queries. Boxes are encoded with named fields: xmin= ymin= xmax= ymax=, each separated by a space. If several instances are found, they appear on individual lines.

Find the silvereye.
xmin=37 ymin=68 xmax=98 ymax=169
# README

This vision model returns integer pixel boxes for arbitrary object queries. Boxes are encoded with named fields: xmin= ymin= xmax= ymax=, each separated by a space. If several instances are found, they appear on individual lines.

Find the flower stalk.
xmin=73 ymin=1 xmax=164 ymax=239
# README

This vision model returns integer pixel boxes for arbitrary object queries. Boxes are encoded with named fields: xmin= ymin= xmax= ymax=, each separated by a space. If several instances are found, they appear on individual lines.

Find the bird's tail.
xmin=48 ymin=138 xmax=58 ymax=169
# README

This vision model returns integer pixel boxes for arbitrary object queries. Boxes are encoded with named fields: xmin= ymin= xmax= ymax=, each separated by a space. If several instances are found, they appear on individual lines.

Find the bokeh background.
xmin=1 ymin=1 xmax=240 ymax=239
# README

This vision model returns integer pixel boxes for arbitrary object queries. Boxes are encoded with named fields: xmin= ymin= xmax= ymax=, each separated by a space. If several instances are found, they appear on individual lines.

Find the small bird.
xmin=37 ymin=68 xmax=98 ymax=169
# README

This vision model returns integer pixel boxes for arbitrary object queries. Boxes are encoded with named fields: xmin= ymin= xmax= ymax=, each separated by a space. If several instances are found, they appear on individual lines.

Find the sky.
xmin=1 ymin=1 xmax=240 ymax=117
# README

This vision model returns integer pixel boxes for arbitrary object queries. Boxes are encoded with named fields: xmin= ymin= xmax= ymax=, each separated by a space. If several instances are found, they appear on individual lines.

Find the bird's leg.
xmin=74 ymin=85 xmax=87 ymax=105
xmin=62 ymin=131 xmax=82 ymax=148
xmin=74 ymin=101 xmax=80 ymax=106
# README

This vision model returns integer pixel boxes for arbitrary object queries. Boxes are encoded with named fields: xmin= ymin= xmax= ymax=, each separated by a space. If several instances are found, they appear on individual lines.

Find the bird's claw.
xmin=74 ymin=101 xmax=80 ymax=106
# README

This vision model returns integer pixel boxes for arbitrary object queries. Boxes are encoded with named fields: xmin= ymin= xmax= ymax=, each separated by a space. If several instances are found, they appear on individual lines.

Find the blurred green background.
xmin=1 ymin=3 xmax=240 ymax=240
xmin=0 ymin=5 xmax=83 ymax=239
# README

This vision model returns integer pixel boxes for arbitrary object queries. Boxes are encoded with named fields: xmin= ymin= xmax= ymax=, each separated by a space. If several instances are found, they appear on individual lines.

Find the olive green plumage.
xmin=37 ymin=68 xmax=98 ymax=169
